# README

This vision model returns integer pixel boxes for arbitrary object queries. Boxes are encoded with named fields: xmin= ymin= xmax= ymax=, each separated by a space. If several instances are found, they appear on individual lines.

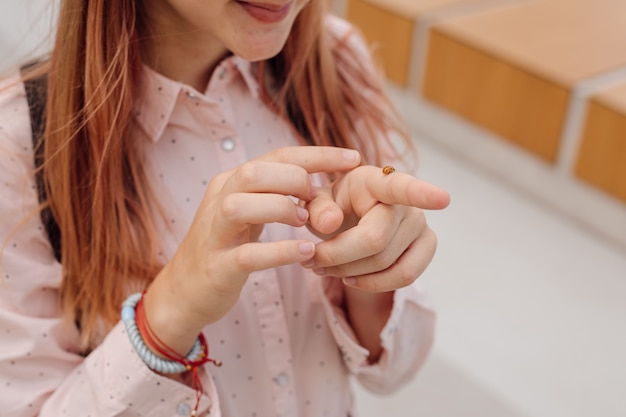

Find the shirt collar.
xmin=133 ymin=55 xmax=260 ymax=143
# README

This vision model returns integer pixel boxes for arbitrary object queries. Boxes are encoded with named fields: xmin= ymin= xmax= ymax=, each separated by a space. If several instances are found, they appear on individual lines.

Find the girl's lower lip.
xmin=237 ymin=1 xmax=292 ymax=23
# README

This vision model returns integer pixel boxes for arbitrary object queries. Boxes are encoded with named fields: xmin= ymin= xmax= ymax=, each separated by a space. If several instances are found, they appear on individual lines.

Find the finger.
xmin=304 ymin=185 xmax=346 ymax=236
xmin=254 ymin=146 xmax=361 ymax=174
xmin=220 ymin=193 xmax=309 ymax=228
xmin=313 ymin=208 xmax=424 ymax=277
xmin=341 ymin=227 xmax=438 ymax=293
xmin=310 ymin=203 xmax=402 ymax=267
xmin=221 ymin=161 xmax=317 ymax=201
xmin=342 ymin=166 xmax=450 ymax=213
xmin=229 ymin=239 xmax=316 ymax=275
xmin=207 ymin=147 xmax=360 ymax=198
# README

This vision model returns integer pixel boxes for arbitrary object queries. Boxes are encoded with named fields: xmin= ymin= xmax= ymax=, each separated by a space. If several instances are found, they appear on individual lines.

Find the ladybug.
xmin=382 ymin=166 xmax=395 ymax=175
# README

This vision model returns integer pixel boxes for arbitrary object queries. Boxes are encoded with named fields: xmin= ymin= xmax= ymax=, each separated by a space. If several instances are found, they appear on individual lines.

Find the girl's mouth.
xmin=237 ymin=1 xmax=293 ymax=23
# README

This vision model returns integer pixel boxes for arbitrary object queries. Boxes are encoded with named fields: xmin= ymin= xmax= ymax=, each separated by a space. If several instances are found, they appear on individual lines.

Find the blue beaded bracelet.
xmin=121 ymin=293 xmax=204 ymax=374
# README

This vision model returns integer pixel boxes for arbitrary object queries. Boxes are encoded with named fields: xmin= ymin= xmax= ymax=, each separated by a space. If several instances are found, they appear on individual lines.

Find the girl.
xmin=0 ymin=0 xmax=450 ymax=416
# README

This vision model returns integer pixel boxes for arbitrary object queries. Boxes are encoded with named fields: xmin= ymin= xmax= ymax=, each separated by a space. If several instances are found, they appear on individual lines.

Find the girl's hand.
xmin=143 ymin=147 xmax=361 ymax=354
xmin=303 ymin=165 xmax=450 ymax=292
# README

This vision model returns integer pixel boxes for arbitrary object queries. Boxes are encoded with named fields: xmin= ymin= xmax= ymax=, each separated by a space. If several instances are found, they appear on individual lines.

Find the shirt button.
xmin=221 ymin=137 xmax=236 ymax=152
xmin=186 ymin=90 xmax=199 ymax=100
xmin=275 ymin=373 xmax=289 ymax=386
xmin=176 ymin=402 xmax=192 ymax=416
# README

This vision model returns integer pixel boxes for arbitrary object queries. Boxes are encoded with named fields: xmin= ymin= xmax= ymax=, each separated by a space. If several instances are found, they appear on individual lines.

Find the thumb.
xmin=303 ymin=186 xmax=346 ymax=238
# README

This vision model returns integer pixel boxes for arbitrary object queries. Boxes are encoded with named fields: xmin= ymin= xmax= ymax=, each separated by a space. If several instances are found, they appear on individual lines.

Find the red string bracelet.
xmin=135 ymin=292 xmax=221 ymax=416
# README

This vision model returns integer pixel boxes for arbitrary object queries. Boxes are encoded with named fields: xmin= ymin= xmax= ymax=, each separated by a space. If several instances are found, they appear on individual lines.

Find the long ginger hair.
xmin=24 ymin=0 xmax=413 ymax=350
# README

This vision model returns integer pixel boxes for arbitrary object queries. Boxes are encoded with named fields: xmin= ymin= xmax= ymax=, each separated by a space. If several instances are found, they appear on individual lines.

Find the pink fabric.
xmin=0 ymin=16 xmax=435 ymax=417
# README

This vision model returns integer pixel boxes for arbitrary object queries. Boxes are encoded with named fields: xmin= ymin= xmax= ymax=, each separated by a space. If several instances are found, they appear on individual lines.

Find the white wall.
xmin=0 ymin=0 xmax=56 ymax=74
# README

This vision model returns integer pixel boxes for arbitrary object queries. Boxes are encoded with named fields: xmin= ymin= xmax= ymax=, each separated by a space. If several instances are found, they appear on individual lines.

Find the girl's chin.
xmin=233 ymin=39 xmax=288 ymax=62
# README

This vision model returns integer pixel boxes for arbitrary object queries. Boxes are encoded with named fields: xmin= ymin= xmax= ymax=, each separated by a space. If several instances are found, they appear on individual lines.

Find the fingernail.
xmin=296 ymin=206 xmax=309 ymax=222
xmin=312 ymin=267 xmax=326 ymax=276
xmin=342 ymin=277 xmax=356 ymax=286
xmin=299 ymin=241 xmax=315 ymax=255
xmin=343 ymin=149 xmax=359 ymax=162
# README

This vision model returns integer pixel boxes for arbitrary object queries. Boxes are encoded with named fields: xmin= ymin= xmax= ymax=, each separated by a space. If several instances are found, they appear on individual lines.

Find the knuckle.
xmin=236 ymin=162 xmax=261 ymax=185
xmin=206 ymin=176 xmax=222 ymax=192
xmin=372 ymin=251 xmax=394 ymax=271
xmin=282 ymin=198 xmax=298 ymax=219
xmin=318 ymin=247 xmax=339 ymax=266
xmin=296 ymin=169 xmax=310 ymax=190
xmin=397 ymin=267 xmax=417 ymax=288
xmin=220 ymin=194 xmax=241 ymax=220
xmin=386 ymin=181 xmax=397 ymax=202
xmin=285 ymin=165 xmax=309 ymax=192
xmin=267 ymin=197 xmax=298 ymax=222
xmin=269 ymin=147 xmax=290 ymax=163
xmin=235 ymin=246 xmax=256 ymax=272
xmin=419 ymin=227 xmax=438 ymax=256
xmin=362 ymin=227 xmax=388 ymax=253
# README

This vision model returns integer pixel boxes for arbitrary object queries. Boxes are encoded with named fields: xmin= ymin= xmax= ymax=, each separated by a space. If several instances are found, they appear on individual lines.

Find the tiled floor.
xmin=353 ymin=90 xmax=626 ymax=417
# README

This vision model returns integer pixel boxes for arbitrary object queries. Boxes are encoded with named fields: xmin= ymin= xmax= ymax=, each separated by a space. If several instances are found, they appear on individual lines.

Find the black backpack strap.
xmin=21 ymin=63 xmax=62 ymax=263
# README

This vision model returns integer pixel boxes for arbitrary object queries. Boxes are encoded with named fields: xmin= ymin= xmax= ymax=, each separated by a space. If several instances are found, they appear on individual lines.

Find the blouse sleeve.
xmin=320 ymin=276 xmax=435 ymax=394
xmin=0 ymin=77 xmax=217 ymax=417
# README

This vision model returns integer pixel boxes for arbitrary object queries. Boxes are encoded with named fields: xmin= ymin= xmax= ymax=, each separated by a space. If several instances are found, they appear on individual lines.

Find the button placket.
xmin=250 ymin=271 xmax=297 ymax=416
xmin=274 ymin=373 xmax=289 ymax=386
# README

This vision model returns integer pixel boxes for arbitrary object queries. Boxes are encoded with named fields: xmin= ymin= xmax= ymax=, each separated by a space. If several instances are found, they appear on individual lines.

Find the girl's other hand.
xmin=302 ymin=165 xmax=450 ymax=293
